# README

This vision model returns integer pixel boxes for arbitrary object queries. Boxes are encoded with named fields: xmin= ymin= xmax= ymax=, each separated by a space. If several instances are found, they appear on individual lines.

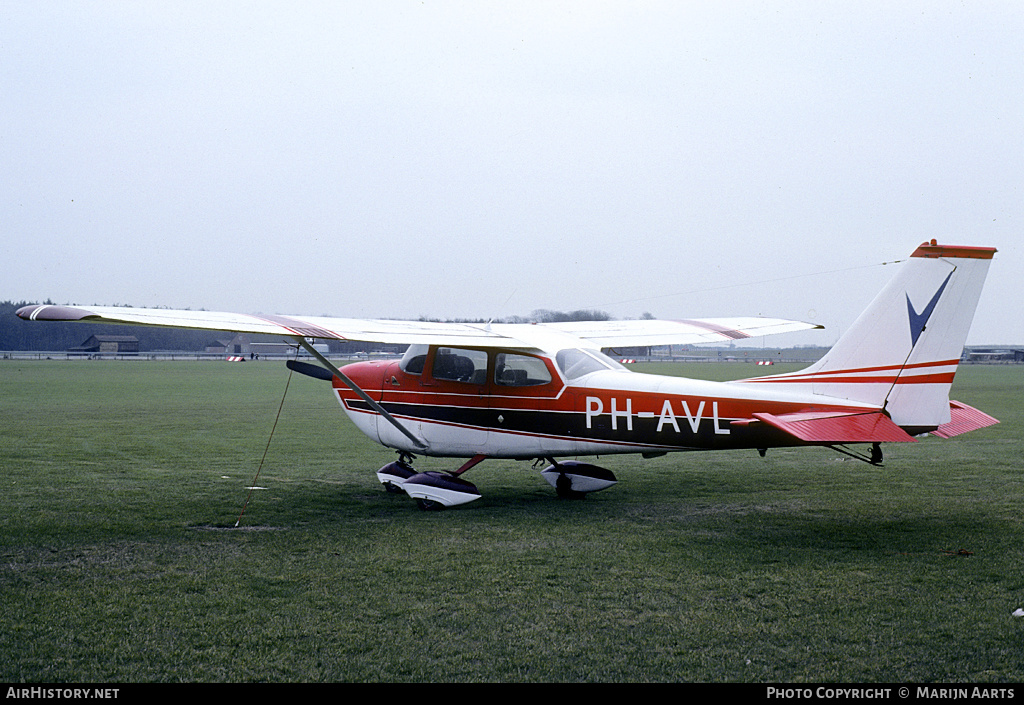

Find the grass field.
xmin=1 ymin=359 xmax=1021 ymax=683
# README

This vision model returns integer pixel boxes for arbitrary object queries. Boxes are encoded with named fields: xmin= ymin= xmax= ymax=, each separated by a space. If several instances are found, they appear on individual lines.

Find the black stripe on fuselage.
xmin=344 ymin=399 xmax=797 ymax=451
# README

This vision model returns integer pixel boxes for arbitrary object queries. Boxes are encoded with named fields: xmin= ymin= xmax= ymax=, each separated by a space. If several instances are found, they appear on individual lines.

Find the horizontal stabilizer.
xmin=745 ymin=409 xmax=917 ymax=444
xmin=931 ymin=401 xmax=999 ymax=439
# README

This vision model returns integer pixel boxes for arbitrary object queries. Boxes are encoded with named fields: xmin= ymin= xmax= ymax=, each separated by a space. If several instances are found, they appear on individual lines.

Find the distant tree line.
xmin=506 ymin=309 xmax=614 ymax=324
xmin=416 ymin=309 xmax=613 ymax=324
xmin=0 ymin=301 xmax=620 ymax=352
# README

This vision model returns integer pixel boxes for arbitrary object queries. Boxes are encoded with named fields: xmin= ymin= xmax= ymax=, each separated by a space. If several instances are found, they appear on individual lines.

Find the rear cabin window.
xmin=432 ymin=347 xmax=489 ymax=384
xmin=494 ymin=353 xmax=552 ymax=387
xmin=555 ymin=348 xmax=626 ymax=380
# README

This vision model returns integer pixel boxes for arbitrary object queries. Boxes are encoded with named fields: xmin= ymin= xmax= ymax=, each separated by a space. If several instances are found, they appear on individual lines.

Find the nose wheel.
xmin=375 ymin=452 xmax=417 ymax=494
xmin=375 ymin=453 xmax=483 ymax=509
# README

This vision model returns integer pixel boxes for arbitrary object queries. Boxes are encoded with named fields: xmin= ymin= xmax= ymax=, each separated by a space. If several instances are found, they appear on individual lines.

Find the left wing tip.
xmin=16 ymin=304 xmax=95 ymax=322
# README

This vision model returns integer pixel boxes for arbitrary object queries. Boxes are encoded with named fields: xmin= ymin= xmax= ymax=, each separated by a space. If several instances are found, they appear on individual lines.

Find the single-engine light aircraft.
xmin=17 ymin=241 xmax=998 ymax=509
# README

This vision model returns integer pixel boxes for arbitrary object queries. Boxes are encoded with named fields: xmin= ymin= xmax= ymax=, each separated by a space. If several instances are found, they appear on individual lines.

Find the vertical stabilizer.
xmin=752 ymin=242 xmax=995 ymax=430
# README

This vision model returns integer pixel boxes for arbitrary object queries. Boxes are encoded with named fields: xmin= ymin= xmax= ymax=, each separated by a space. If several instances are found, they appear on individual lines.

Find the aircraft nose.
xmin=332 ymin=360 xmax=389 ymax=398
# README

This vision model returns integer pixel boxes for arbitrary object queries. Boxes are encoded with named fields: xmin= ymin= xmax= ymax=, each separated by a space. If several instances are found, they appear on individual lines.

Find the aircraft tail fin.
xmin=749 ymin=241 xmax=996 ymax=431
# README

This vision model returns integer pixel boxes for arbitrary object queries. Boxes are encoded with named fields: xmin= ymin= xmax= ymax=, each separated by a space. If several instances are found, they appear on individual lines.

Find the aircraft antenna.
xmin=234 ymin=348 xmax=298 ymax=527
xmin=592 ymin=259 xmax=906 ymax=310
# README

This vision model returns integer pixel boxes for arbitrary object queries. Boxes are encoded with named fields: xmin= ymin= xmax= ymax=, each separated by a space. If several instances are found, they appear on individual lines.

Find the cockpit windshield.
xmin=555 ymin=348 xmax=627 ymax=380
xmin=399 ymin=344 xmax=429 ymax=374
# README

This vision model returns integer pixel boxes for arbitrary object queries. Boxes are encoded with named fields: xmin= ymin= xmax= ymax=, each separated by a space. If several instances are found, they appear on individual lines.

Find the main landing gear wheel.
xmin=540 ymin=460 xmax=618 ymax=499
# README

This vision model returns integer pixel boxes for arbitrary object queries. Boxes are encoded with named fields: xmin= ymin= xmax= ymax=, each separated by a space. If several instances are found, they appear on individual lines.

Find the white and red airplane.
xmin=17 ymin=241 xmax=998 ymax=509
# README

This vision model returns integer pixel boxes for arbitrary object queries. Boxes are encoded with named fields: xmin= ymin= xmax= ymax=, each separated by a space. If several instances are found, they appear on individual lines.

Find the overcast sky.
xmin=3 ymin=1 xmax=1021 ymax=346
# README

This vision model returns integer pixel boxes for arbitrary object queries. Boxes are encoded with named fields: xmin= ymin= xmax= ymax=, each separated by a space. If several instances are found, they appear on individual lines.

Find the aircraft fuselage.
xmin=333 ymin=346 xmax=876 ymax=459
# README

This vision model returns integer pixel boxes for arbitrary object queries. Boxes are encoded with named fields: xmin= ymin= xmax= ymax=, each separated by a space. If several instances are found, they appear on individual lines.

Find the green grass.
xmin=1 ymin=360 xmax=1022 ymax=682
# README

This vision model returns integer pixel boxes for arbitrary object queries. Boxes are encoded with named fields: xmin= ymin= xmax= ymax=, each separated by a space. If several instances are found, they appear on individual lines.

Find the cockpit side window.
xmin=494 ymin=352 xmax=552 ymax=387
xmin=432 ymin=347 xmax=489 ymax=384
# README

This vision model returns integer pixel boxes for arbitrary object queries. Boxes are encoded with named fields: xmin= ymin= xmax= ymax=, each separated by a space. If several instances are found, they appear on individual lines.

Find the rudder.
xmin=756 ymin=241 xmax=996 ymax=430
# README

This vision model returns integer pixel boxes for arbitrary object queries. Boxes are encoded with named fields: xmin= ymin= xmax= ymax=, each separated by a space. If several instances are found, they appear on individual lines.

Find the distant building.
xmin=70 ymin=335 xmax=139 ymax=355
xmin=205 ymin=338 xmax=234 ymax=354
xmin=206 ymin=334 xmax=253 ymax=355
xmin=963 ymin=347 xmax=1024 ymax=363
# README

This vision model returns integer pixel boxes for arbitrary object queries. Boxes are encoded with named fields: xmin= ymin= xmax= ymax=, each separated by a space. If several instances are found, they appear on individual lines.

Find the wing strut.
xmin=295 ymin=338 xmax=428 ymax=451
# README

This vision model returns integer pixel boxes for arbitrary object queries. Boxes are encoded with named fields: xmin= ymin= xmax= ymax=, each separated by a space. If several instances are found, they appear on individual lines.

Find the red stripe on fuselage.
xmin=743 ymin=359 xmax=959 ymax=385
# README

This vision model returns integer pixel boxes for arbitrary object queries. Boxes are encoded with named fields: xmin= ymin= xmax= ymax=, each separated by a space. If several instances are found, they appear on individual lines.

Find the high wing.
xmin=546 ymin=317 xmax=823 ymax=348
xmin=16 ymin=304 xmax=821 ymax=353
